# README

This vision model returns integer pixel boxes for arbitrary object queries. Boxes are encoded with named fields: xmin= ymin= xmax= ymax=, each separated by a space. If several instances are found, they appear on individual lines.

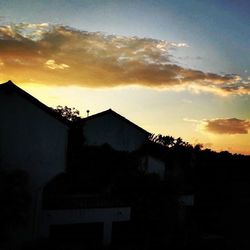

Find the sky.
xmin=0 ymin=0 xmax=250 ymax=155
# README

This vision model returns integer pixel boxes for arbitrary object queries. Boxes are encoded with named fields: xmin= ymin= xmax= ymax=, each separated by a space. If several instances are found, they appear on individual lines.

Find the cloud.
xmin=185 ymin=118 xmax=250 ymax=134
xmin=204 ymin=118 xmax=250 ymax=134
xmin=45 ymin=59 xmax=70 ymax=70
xmin=0 ymin=23 xmax=249 ymax=95
xmin=202 ymin=142 xmax=213 ymax=148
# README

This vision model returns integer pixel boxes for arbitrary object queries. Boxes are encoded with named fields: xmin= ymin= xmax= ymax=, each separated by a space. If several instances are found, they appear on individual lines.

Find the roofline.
xmin=80 ymin=109 xmax=151 ymax=135
xmin=0 ymin=80 xmax=70 ymax=127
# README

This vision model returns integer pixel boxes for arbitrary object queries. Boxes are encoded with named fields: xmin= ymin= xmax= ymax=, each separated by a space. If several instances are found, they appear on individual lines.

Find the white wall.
xmin=146 ymin=156 xmax=165 ymax=180
xmin=39 ymin=207 xmax=131 ymax=245
xmin=83 ymin=113 xmax=148 ymax=152
xmin=177 ymin=194 xmax=194 ymax=206
xmin=140 ymin=155 xmax=165 ymax=180
xmin=40 ymin=207 xmax=130 ymax=228
xmin=0 ymin=90 xmax=68 ymax=190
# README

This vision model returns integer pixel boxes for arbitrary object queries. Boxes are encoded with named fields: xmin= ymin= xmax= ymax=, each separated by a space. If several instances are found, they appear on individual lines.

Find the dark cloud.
xmin=0 ymin=23 xmax=249 ymax=95
xmin=204 ymin=118 xmax=250 ymax=134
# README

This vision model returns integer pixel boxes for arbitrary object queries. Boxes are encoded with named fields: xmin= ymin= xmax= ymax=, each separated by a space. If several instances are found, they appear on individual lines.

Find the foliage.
xmin=149 ymin=134 xmax=194 ymax=148
xmin=53 ymin=105 xmax=81 ymax=122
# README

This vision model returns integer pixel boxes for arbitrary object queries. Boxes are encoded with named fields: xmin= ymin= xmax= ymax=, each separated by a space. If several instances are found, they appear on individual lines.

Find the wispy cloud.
xmin=45 ymin=59 xmax=70 ymax=70
xmin=185 ymin=117 xmax=250 ymax=134
xmin=0 ymin=23 xmax=249 ymax=95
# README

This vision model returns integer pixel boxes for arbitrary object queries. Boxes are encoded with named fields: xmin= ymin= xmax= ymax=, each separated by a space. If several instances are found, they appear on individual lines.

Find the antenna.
xmin=86 ymin=110 xmax=90 ymax=117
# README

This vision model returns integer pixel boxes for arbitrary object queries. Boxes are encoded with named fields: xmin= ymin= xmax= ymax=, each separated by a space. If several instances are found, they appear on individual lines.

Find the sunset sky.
xmin=0 ymin=0 xmax=250 ymax=155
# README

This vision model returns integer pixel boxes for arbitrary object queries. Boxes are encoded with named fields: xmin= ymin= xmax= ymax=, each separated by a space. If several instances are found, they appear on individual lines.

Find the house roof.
xmin=0 ymin=80 xmax=70 ymax=126
xmin=80 ymin=109 xmax=150 ymax=136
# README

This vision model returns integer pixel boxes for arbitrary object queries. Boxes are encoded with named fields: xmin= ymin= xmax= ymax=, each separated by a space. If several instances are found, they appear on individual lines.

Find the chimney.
xmin=86 ymin=110 xmax=90 ymax=117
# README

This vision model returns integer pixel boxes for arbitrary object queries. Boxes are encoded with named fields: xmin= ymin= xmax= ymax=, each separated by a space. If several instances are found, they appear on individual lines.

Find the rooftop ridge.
xmin=81 ymin=108 xmax=150 ymax=135
xmin=0 ymin=81 xmax=70 ymax=127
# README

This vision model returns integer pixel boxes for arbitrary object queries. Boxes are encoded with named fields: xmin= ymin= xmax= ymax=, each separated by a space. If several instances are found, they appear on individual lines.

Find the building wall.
xmin=140 ymin=155 xmax=165 ymax=179
xmin=146 ymin=156 xmax=165 ymax=180
xmin=39 ymin=207 xmax=131 ymax=245
xmin=0 ymin=90 xmax=68 ymax=190
xmin=83 ymin=113 xmax=148 ymax=152
xmin=177 ymin=194 xmax=195 ymax=206
xmin=41 ymin=207 xmax=131 ymax=228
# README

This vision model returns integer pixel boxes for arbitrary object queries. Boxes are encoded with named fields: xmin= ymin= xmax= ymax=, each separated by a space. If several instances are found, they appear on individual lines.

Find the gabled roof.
xmin=80 ymin=109 xmax=150 ymax=136
xmin=0 ymin=80 xmax=70 ymax=126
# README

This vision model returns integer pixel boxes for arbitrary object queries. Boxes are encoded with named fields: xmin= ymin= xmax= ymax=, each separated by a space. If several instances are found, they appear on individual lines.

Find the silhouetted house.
xmin=81 ymin=109 xmax=150 ymax=152
xmin=0 ymin=81 xmax=69 ymax=189
xmin=0 ymin=81 xmax=132 ymax=246
xmin=80 ymin=109 xmax=166 ymax=179
xmin=0 ymin=81 xmax=174 ymax=246
xmin=0 ymin=81 xmax=70 ymax=242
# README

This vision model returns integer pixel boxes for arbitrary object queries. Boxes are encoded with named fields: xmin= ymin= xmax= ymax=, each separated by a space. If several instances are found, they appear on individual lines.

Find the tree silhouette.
xmin=149 ymin=134 xmax=175 ymax=148
xmin=53 ymin=105 xmax=81 ymax=122
xmin=149 ymin=134 xmax=195 ymax=149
